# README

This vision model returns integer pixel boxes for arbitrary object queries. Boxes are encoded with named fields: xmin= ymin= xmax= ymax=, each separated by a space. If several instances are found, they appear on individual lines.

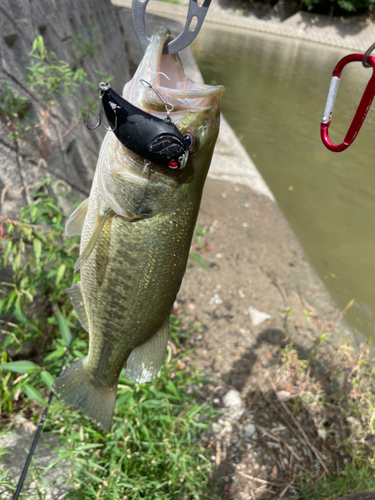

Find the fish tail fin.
xmin=52 ymin=359 xmax=116 ymax=432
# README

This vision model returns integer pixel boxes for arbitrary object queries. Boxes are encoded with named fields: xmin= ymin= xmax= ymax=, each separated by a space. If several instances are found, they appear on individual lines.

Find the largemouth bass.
xmin=53 ymin=27 xmax=224 ymax=431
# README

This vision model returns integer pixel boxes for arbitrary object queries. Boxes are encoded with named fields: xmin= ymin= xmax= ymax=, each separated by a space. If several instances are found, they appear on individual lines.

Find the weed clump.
xmin=0 ymin=182 xmax=217 ymax=499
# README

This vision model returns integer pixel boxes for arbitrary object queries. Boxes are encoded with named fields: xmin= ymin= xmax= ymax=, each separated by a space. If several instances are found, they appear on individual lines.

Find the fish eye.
xmin=183 ymin=131 xmax=198 ymax=153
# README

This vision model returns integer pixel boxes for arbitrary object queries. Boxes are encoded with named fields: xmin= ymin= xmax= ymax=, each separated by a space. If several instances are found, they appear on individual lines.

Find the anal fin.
xmin=74 ymin=208 xmax=111 ymax=273
xmin=65 ymin=198 xmax=89 ymax=236
xmin=66 ymin=281 xmax=89 ymax=332
xmin=125 ymin=317 xmax=170 ymax=383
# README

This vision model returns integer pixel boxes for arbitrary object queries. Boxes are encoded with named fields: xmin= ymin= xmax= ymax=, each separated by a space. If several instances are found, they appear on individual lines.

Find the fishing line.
xmin=12 ymin=322 xmax=79 ymax=500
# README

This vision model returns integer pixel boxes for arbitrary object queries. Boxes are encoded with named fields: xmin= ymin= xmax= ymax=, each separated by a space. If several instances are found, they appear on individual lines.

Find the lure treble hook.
xmin=86 ymin=83 xmax=117 ymax=132
xmin=140 ymin=78 xmax=174 ymax=122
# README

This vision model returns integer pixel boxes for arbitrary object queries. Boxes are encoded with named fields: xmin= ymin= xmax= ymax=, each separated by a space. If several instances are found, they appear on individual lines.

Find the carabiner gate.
xmin=321 ymin=53 xmax=375 ymax=152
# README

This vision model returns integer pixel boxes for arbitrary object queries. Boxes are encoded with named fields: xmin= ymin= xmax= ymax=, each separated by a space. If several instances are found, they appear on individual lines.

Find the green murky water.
xmin=191 ymin=24 xmax=375 ymax=337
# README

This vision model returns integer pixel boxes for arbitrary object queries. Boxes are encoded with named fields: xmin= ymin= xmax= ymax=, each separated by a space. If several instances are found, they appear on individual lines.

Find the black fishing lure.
xmin=92 ymin=82 xmax=189 ymax=170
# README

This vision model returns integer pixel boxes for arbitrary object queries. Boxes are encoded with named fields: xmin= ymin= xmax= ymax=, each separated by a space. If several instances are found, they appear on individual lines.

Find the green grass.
xmin=45 ymin=344 xmax=216 ymax=499
xmin=0 ymin=181 xmax=216 ymax=499
xmin=298 ymin=463 xmax=375 ymax=499
xmin=261 ymin=325 xmax=375 ymax=499
xmin=1 ymin=317 xmax=217 ymax=499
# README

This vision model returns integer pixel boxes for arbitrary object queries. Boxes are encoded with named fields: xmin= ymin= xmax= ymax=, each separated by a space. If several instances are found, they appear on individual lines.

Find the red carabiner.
xmin=321 ymin=53 xmax=375 ymax=152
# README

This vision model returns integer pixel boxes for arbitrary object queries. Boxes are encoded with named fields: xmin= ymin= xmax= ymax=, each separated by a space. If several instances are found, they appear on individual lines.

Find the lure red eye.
xmin=183 ymin=131 xmax=197 ymax=153
xmin=168 ymin=160 xmax=179 ymax=169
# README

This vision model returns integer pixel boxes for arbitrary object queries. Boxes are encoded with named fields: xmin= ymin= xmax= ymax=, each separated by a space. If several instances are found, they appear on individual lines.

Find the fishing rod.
xmin=12 ymin=323 xmax=79 ymax=500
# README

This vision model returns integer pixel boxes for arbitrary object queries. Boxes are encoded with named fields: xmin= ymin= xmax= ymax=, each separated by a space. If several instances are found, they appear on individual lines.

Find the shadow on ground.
xmin=208 ymin=325 xmax=346 ymax=499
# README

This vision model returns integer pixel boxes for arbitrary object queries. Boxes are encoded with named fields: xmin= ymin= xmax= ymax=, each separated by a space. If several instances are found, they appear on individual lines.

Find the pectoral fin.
xmin=125 ymin=317 xmax=169 ymax=383
xmin=74 ymin=208 xmax=111 ymax=273
xmin=66 ymin=281 xmax=89 ymax=332
xmin=65 ymin=199 xmax=89 ymax=236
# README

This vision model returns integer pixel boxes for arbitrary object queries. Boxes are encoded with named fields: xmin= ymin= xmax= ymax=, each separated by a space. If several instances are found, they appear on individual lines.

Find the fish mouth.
xmin=122 ymin=26 xmax=224 ymax=116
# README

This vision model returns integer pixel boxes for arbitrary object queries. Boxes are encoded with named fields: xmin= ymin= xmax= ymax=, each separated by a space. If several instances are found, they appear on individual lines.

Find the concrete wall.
xmin=0 ymin=0 xmax=131 ymax=214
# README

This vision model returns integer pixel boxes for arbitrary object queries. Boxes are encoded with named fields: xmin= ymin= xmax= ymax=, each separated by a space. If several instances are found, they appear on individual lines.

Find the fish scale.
xmin=82 ymin=205 xmax=196 ymax=369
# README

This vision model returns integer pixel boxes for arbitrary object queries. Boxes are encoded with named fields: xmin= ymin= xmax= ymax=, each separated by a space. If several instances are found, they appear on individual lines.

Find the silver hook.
xmin=102 ymin=114 xmax=117 ymax=132
xmin=132 ymin=0 xmax=212 ymax=55
xmin=140 ymin=79 xmax=174 ymax=122
xmin=86 ymin=96 xmax=102 ymax=130
xmin=85 ymin=83 xmax=117 ymax=132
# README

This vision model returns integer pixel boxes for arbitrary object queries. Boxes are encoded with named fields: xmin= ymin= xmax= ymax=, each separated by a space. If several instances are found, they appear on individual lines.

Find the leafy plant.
xmin=0 ymin=33 xmax=113 ymax=161
xmin=68 ymin=22 xmax=101 ymax=63
xmin=298 ymin=462 xmax=375 ymax=499
xmin=242 ymin=0 xmax=375 ymax=15
xmin=40 ymin=331 xmax=216 ymax=500
xmin=301 ymin=0 xmax=375 ymax=12
xmin=274 ymin=323 xmax=375 ymax=498
xmin=0 ymin=179 xmax=80 ymax=415
xmin=26 ymin=36 xmax=87 ymax=107
xmin=0 ymin=78 xmax=30 ymax=140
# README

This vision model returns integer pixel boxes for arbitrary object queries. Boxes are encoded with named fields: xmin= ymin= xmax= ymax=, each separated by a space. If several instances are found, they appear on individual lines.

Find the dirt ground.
xmin=179 ymin=177 xmax=351 ymax=377
xmin=176 ymin=177 xmax=357 ymax=499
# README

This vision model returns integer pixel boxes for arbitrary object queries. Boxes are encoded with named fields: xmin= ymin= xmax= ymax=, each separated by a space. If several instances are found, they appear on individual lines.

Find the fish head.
xmin=98 ymin=26 xmax=225 ymax=217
